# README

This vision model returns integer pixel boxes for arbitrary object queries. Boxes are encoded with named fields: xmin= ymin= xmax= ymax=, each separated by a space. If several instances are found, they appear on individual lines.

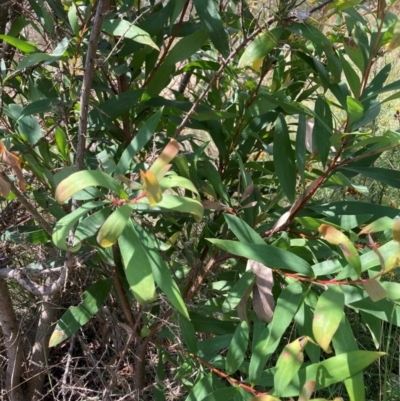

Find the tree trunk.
xmin=0 ymin=278 xmax=26 ymax=401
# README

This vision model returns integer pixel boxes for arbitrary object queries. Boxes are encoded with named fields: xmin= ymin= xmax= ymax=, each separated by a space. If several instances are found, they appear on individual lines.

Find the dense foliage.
xmin=2 ymin=0 xmax=400 ymax=400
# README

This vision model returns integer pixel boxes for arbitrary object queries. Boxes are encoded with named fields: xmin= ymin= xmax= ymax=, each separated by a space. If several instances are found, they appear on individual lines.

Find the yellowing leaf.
xmin=238 ymin=28 xmax=282 ymax=69
xmin=382 ymin=249 xmax=400 ymax=274
xmin=49 ymin=329 xmax=65 ymax=348
xmin=274 ymin=336 xmax=308 ymax=396
xmin=358 ymin=217 xmax=394 ymax=235
xmin=319 ymin=224 xmax=361 ymax=276
xmin=252 ymin=57 xmax=264 ymax=73
xmin=392 ymin=219 xmax=400 ymax=242
xmin=140 ymin=169 xmax=162 ymax=206
xmin=149 ymin=139 xmax=179 ymax=178
xmin=298 ymin=380 xmax=316 ymax=401
xmin=0 ymin=140 xmax=26 ymax=194
xmin=388 ymin=20 xmax=400 ymax=51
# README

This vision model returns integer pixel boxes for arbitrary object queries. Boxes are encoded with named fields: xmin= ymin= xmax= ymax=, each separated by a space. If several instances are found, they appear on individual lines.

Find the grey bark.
xmin=0 ymin=278 xmax=25 ymax=401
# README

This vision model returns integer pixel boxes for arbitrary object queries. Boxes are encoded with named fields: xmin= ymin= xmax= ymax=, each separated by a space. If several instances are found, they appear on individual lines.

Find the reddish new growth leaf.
xmin=0 ymin=140 xmax=26 ymax=197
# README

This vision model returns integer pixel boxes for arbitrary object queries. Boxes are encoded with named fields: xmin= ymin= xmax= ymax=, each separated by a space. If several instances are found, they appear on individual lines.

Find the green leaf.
xmin=224 ymin=214 xmax=265 ymax=245
xmin=334 ymin=240 xmax=399 ymax=279
xmin=286 ymin=23 xmax=331 ymax=51
xmin=115 ymin=108 xmax=163 ymax=176
xmin=360 ymin=310 xmax=382 ymax=349
xmin=238 ymin=28 xmax=282 ymax=68
xmin=0 ymin=34 xmax=39 ymax=54
xmin=358 ymin=216 xmax=394 ymax=235
xmin=338 ymin=52 xmax=361 ymax=97
xmin=312 ymin=286 xmax=344 ymax=353
xmin=97 ymin=204 xmax=135 ymax=247
xmin=185 ymin=373 xmax=221 ymax=401
xmin=192 ymin=0 xmax=229 ymax=58
xmin=225 ymin=321 xmax=249 ymax=374
xmin=201 ymin=387 xmax=238 ymax=401
xmin=353 ymin=100 xmax=381 ymax=130
xmin=203 ymin=159 xmax=230 ymax=203
xmin=313 ymin=97 xmax=332 ymax=166
xmin=146 ymin=29 xmax=208 ymax=96
xmin=75 ymin=208 xmax=110 ymax=241
xmin=160 ymin=175 xmax=200 ymax=198
xmin=68 ymin=3 xmax=79 ymax=36
xmin=149 ymin=194 xmax=204 ymax=222
xmin=332 ymin=316 xmax=365 ymax=401
xmin=49 ymin=278 xmax=112 ymax=347
xmin=55 ymin=170 xmax=127 ymax=204
xmin=102 ymin=19 xmax=159 ymax=50
xmin=180 ymin=317 xmax=198 ymax=353
xmin=52 ymin=201 xmax=108 ymax=252
xmin=90 ymin=90 xmax=143 ymax=123
xmin=343 ymin=36 xmax=364 ymax=72
xmin=341 ymin=167 xmax=400 ymax=188
xmin=249 ymin=280 xmax=304 ymax=384
xmin=309 ymin=201 xmax=400 ymax=220
xmin=4 ymin=53 xmax=53 ymax=82
xmin=52 ymin=37 xmax=70 ymax=57
xmin=208 ymin=239 xmax=314 ymax=276
xmin=222 ymin=270 xmax=255 ymax=313
xmin=279 ymin=350 xmax=385 ymax=397
xmin=18 ymin=98 xmax=60 ymax=119
xmin=274 ymin=337 xmax=308 ymax=397
xmin=7 ymin=104 xmax=42 ymax=145
xmin=133 ymin=221 xmax=189 ymax=319
xmin=346 ymin=96 xmax=364 ymax=127
xmin=296 ymin=114 xmax=307 ymax=184
xmin=118 ymin=219 xmax=157 ymax=304
xmin=54 ymin=126 xmax=69 ymax=162
xmin=273 ymin=114 xmax=296 ymax=202
xmin=360 ymin=63 xmax=390 ymax=101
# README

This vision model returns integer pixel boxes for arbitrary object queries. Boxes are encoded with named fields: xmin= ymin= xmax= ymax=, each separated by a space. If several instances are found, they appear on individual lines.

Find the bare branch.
xmin=76 ymin=0 xmax=110 ymax=171
xmin=0 ymin=267 xmax=67 ymax=297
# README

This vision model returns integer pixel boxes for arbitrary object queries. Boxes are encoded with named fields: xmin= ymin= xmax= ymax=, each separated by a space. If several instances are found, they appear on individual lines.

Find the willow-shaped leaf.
xmin=55 ymin=170 xmax=127 ymax=204
xmin=273 ymin=114 xmax=296 ymax=203
xmin=274 ymin=337 xmax=308 ymax=397
xmin=52 ymin=201 xmax=108 ymax=251
xmin=312 ymin=97 xmax=332 ymax=167
xmin=118 ymin=219 xmax=156 ymax=304
xmin=238 ymin=28 xmax=282 ymax=68
xmin=133 ymin=221 xmax=189 ymax=319
xmin=312 ymin=286 xmax=344 ymax=353
xmin=49 ymin=278 xmax=112 ymax=347
xmin=319 ymin=224 xmax=361 ymax=276
xmin=97 ymin=204 xmax=135 ymax=247
xmin=249 ymin=280 xmax=304 ymax=384
xmin=192 ymin=0 xmax=229 ymax=58
xmin=225 ymin=321 xmax=249 ymax=374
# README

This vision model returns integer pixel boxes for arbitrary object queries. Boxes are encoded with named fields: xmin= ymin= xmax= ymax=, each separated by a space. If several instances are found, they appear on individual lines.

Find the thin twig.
xmin=142 ymin=0 xmax=191 ymax=89
xmin=61 ymin=334 xmax=76 ymax=401
xmin=0 ymin=173 xmax=52 ymax=235
xmin=76 ymin=0 xmax=110 ymax=171
xmin=191 ymin=353 xmax=267 ymax=396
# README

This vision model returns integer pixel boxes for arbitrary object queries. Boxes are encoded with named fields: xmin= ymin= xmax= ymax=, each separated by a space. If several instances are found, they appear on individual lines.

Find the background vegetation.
xmin=1 ymin=0 xmax=400 ymax=400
